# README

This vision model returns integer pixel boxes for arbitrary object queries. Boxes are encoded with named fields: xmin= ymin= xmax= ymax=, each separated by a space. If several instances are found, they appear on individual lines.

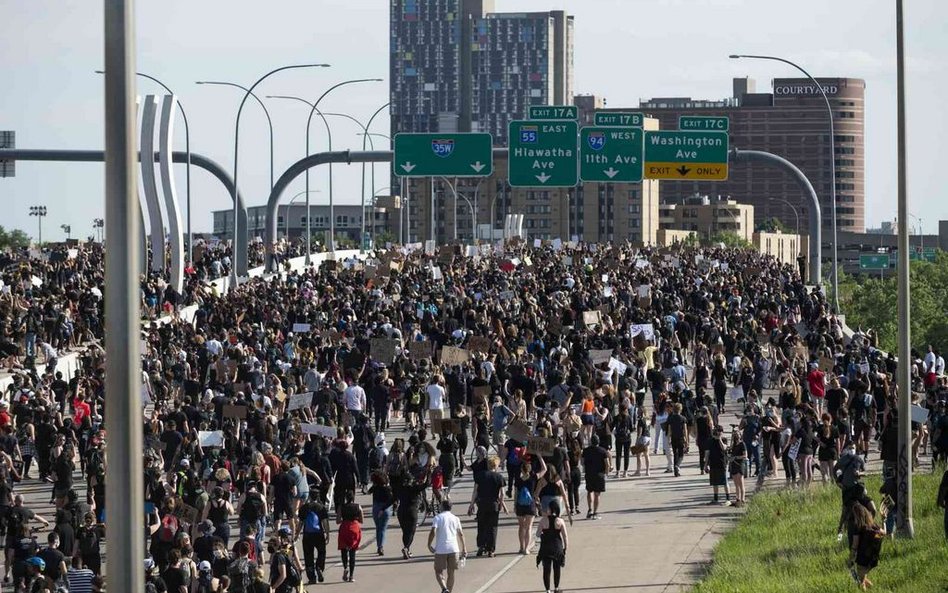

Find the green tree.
xmin=705 ymin=231 xmax=753 ymax=249
xmin=840 ymin=251 xmax=948 ymax=353
xmin=0 ymin=226 xmax=32 ymax=250
xmin=373 ymin=230 xmax=397 ymax=246
xmin=756 ymin=217 xmax=790 ymax=233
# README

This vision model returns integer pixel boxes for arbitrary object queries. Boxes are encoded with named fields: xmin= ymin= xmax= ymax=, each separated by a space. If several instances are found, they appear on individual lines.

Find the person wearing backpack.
xmin=268 ymin=536 xmax=303 ymax=593
xmin=501 ymin=437 xmax=525 ymax=499
xmin=849 ymin=389 xmax=876 ymax=460
xmin=513 ymin=454 xmax=546 ymax=555
xmin=237 ymin=481 xmax=268 ymax=558
xmin=227 ymin=540 xmax=256 ymax=593
xmin=295 ymin=490 xmax=330 ymax=584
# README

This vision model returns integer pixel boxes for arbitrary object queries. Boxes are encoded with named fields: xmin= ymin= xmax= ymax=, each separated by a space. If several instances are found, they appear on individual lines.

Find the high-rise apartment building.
xmin=390 ymin=0 xmax=573 ymax=144
xmin=590 ymin=77 xmax=866 ymax=233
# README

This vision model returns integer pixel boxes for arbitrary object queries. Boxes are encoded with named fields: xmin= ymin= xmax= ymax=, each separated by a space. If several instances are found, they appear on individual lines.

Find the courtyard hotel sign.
xmin=773 ymin=82 xmax=839 ymax=96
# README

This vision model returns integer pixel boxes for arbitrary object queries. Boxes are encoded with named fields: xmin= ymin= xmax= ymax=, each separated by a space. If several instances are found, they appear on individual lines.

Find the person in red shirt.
xmin=0 ymin=402 xmax=10 ymax=428
xmin=73 ymin=394 xmax=91 ymax=426
xmin=806 ymin=364 xmax=826 ymax=415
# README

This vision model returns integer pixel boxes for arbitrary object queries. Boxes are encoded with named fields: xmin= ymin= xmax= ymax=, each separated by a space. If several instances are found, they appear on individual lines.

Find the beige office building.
xmin=659 ymin=195 xmax=755 ymax=242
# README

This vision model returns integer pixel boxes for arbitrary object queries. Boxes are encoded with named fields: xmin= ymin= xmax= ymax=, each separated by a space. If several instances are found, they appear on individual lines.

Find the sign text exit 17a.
xmin=528 ymin=105 xmax=577 ymax=120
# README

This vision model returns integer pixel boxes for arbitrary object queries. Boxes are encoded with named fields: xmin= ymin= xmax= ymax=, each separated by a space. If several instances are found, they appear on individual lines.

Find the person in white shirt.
xmin=427 ymin=375 xmax=447 ymax=427
xmin=427 ymin=500 xmax=467 ymax=593
xmin=344 ymin=377 xmax=367 ymax=417
xmin=924 ymin=345 xmax=937 ymax=374
xmin=935 ymin=350 xmax=945 ymax=376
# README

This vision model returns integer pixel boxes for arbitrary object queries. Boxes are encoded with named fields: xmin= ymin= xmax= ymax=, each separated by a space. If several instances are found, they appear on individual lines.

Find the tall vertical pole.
xmin=103 ymin=0 xmax=144 ymax=590
xmin=895 ymin=0 xmax=914 ymax=539
xmin=430 ymin=178 xmax=436 ymax=247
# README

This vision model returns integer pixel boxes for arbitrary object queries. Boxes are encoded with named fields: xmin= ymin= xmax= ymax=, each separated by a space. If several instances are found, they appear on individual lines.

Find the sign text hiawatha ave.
xmin=644 ymin=130 xmax=729 ymax=181
xmin=508 ymin=120 xmax=578 ymax=187
xmin=393 ymin=133 xmax=493 ymax=177
xmin=579 ymin=126 xmax=643 ymax=183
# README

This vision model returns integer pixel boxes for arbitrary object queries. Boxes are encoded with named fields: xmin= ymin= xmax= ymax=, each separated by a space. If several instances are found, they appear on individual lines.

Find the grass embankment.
xmin=693 ymin=471 xmax=948 ymax=593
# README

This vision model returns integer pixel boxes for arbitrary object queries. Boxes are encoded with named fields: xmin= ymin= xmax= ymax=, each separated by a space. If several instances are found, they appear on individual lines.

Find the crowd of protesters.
xmin=0 ymin=237 xmax=945 ymax=593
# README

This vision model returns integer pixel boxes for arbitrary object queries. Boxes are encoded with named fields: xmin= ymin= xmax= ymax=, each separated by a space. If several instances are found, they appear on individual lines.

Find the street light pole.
xmin=229 ymin=63 xmax=330 ymax=287
xmin=730 ymin=53 xmax=839 ymax=312
xmin=95 ymin=69 xmax=193 ymax=261
xmin=770 ymin=197 xmax=801 ymax=253
xmin=269 ymin=78 xmax=381 ymax=258
xmin=894 ymin=0 xmax=914 ymax=539
xmin=268 ymin=95 xmax=333 ymax=262
xmin=196 ymin=80 xmax=276 ymax=191
xmin=29 ymin=206 xmax=47 ymax=245
xmin=323 ymin=103 xmax=390 ymax=250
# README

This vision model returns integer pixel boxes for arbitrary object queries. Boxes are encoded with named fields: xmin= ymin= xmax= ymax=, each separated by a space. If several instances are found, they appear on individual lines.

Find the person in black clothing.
xmin=665 ymin=403 xmax=687 ymax=477
xmin=394 ymin=459 xmax=428 ymax=559
xmin=193 ymin=520 xmax=223 ymax=564
xmin=937 ymin=468 xmax=948 ymax=541
xmin=352 ymin=415 xmax=376 ymax=492
xmin=296 ymin=490 xmax=330 ymax=584
xmin=612 ymin=406 xmax=634 ymax=478
xmin=705 ymin=426 xmax=730 ymax=504
xmin=372 ymin=376 xmax=392 ymax=434
xmin=467 ymin=457 xmax=506 ymax=557
xmin=37 ymin=531 xmax=67 ymax=585
xmin=329 ymin=440 xmax=359 ymax=515
xmin=581 ymin=435 xmax=610 ymax=519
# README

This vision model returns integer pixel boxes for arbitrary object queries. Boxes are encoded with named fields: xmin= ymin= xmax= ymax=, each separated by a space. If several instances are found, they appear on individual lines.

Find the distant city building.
xmin=390 ymin=0 xmax=573 ymax=144
xmin=580 ymin=76 xmax=867 ymax=233
xmin=212 ymin=204 xmax=391 ymax=245
xmin=658 ymin=195 xmax=755 ymax=243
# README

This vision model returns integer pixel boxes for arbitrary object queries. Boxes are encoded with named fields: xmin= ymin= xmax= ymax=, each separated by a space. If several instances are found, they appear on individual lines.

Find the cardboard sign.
xmin=910 ymin=405 xmax=929 ymax=424
xmin=819 ymin=356 xmax=835 ymax=372
xmin=630 ymin=324 xmax=655 ymax=342
xmin=370 ymin=338 xmax=400 ymax=365
xmin=198 ymin=430 xmax=225 ymax=448
xmin=582 ymin=310 xmax=602 ymax=328
xmin=467 ymin=336 xmax=491 ymax=354
xmin=321 ymin=260 xmax=338 ymax=272
xmin=472 ymin=385 xmax=492 ymax=407
xmin=222 ymin=404 xmax=248 ymax=419
xmin=301 ymin=423 xmax=338 ymax=438
xmin=506 ymin=418 xmax=531 ymax=442
xmin=609 ymin=357 xmax=628 ymax=376
xmin=433 ymin=418 xmax=462 ymax=435
xmin=526 ymin=436 xmax=556 ymax=457
xmin=287 ymin=392 xmax=313 ymax=412
xmin=440 ymin=346 xmax=471 ymax=367
xmin=409 ymin=340 xmax=433 ymax=360
xmin=589 ymin=349 xmax=613 ymax=365
xmin=792 ymin=345 xmax=808 ymax=360
xmin=292 ymin=323 xmax=311 ymax=334
xmin=365 ymin=266 xmax=378 ymax=280
xmin=636 ymin=284 xmax=652 ymax=299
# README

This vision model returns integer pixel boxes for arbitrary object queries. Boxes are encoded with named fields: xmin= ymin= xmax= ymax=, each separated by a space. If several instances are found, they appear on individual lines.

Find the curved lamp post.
xmin=267 ymin=95 xmax=333 ymax=263
xmin=323 ymin=102 xmax=390 ymax=249
xmin=730 ymin=53 xmax=839 ymax=312
xmin=196 ymin=80 xmax=276 ymax=191
xmin=268 ymin=78 xmax=381 ymax=258
xmin=228 ymin=63 xmax=330 ymax=285
xmin=95 ymin=69 xmax=193 ymax=261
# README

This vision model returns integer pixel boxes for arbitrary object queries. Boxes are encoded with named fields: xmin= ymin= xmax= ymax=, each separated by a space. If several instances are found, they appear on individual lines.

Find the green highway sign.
xmin=508 ymin=120 xmax=578 ymax=187
xmin=393 ymin=133 xmax=493 ymax=177
xmin=644 ymin=130 xmax=729 ymax=181
xmin=859 ymin=254 xmax=889 ymax=270
xmin=528 ymin=105 xmax=577 ymax=120
xmin=679 ymin=115 xmax=730 ymax=131
xmin=579 ymin=126 xmax=643 ymax=183
xmin=594 ymin=112 xmax=644 ymax=127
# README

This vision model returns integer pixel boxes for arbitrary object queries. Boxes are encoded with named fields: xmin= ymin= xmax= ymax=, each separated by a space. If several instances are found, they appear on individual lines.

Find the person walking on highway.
xmin=705 ymin=426 xmax=730 ymax=504
xmin=582 ymin=435 xmax=610 ymax=519
xmin=468 ymin=457 xmax=506 ymax=557
xmin=428 ymin=500 xmax=467 ymax=593
xmin=536 ymin=499 xmax=569 ymax=593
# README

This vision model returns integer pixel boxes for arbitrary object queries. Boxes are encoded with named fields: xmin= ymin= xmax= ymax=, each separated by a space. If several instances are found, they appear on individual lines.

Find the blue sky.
xmin=1 ymin=0 xmax=945 ymax=240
